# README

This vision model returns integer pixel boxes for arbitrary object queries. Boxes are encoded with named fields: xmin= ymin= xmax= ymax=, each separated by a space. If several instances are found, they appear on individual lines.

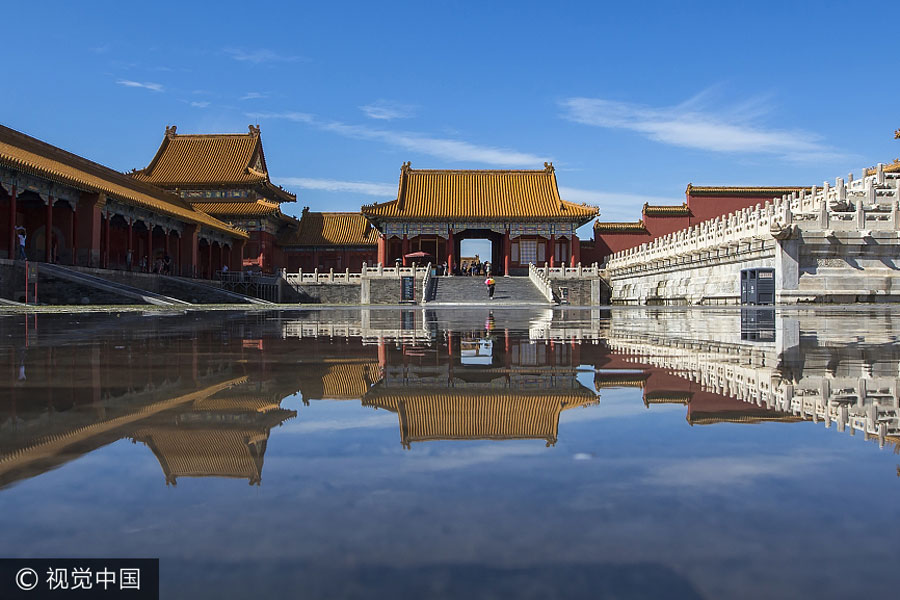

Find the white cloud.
xmin=276 ymin=177 xmax=397 ymax=197
xmin=116 ymin=80 xmax=164 ymax=92
xmin=249 ymin=111 xmax=548 ymax=167
xmin=190 ymin=101 xmax=210 ymax=108
xmin=224 ymin=48 xmax=304 ymax=64
xmin=240 ymin=91 xmax=268 ymax=101
xmin=360 ymin=100 xmax=416 ymax=120
xmin=560 ymin=93 xmax=846 ymax=162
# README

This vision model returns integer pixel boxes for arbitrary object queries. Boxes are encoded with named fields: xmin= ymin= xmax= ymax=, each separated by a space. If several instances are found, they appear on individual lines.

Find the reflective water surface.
xmin=1 ymin=307 xmax=898 ymax=599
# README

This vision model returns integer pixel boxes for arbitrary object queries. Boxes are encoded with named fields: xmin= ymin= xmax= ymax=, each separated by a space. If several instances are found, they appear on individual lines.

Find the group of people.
xmin=437 ymin=255 xmax=492 ymax=278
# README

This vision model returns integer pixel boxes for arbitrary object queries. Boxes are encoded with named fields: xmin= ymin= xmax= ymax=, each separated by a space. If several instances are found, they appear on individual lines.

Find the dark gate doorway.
xmin=454 ymin=229 xmax=503 ymax=275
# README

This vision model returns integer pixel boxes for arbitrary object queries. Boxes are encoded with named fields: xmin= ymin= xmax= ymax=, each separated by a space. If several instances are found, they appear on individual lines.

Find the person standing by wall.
xmin=16 ymin=227 xmax=27 ymax=261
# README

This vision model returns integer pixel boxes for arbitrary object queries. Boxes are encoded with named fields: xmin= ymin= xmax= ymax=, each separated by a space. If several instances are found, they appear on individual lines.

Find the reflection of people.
xmin=16 ymin=347 xmax=26 ymax=381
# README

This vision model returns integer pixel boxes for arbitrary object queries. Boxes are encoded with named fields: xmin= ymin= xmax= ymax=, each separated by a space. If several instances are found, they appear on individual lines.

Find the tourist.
xmin=485 ymin=275 xmax=495 ymax=300
xmin=16 ymin=227 xmax=26 ymax=260
xmin=163 ymin=254 xmax=172 ymax=275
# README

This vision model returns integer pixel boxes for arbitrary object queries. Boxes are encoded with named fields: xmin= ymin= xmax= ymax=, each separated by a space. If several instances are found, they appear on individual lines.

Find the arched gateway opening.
xmin=457 ymin=230 xmax=500 ymax=275
xmin=363 ymin=163 xmax=597 ymax=277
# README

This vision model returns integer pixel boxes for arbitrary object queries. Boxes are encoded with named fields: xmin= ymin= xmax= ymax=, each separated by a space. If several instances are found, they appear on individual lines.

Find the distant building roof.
xmin=643 ymin=203 xmax=692 ymax=217
xmin=686 ymin=184 xmax=809 ymax=197
xmin=864 ymin=159 xmax=900 ymax=176
xmin=193 ymin=199 xmax=283 ymax=218
xmin=362 ymin=162 xmax=598 ymax=223
xmin=0 ymin=124 xmax=247 ymax=239
xmin=280 ymin=209 xmax=378 ymax=247
xmin=132 ymin=125 xmax=295 ymax=203
xmin=593 ymin=221 xmax=647 ymax=232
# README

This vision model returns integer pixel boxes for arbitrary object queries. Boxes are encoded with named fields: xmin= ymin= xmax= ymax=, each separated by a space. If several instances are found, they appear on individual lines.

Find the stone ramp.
xmin=161 ymin=276 xmax=275 ymax=305
xmin=38 ymin=264 xmax=192 ymax=306
xmin=428 ymin=276 xmax=551 ymax=306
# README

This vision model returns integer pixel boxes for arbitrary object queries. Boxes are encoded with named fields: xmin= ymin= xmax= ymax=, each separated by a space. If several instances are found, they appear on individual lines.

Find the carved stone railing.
xmin=528 ymin=263 xmax=555 ymax=302
xmin=420 ymin=262 xmax=433 ymax=305
xmin=282 ymin=262 xmax=430 ymax=285
xmin=607 ymin=165 xmax=900 ymax=275
xmin=537 ymin=262 xmax=602 ymax=278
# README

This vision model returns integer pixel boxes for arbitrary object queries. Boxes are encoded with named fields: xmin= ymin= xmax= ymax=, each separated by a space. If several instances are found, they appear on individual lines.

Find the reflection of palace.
xmin=594 ymin=309 xmax=900 ymax=453
xmin=0 ymin=314 xmax=298 ymax=489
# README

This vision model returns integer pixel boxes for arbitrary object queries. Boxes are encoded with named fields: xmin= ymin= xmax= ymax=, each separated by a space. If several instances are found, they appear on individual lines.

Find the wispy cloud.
xmin=360 ymin=100 xmax=416 ymax=120
xmin=249 ymin=111 xmax=548 ymax=167
xmin=276 ymin=177 xmax=396 ymax=197
xmin=116 ymin=79 xmax=164 ymax=92
xmin=224 ymin=48 xmax=304 ymax=64
xmin=190 ymin=101 xmax=210 ymax=108
xmin=560 ymin=93 xmax=845 ymax=162
xmin=240 ymin=91 xmax=268 ymax=101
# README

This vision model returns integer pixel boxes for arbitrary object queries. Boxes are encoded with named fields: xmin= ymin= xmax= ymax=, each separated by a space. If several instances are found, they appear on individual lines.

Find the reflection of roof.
xmin=362 ymin=163 xmax=597 ymax=222
xmin=364 ymin=389 xmax=598 ymax=447
xmin=299 ymin=362 xmax=383 ymax=400
xmin=132 ymin=125 xmax=295 ymax=202
xmin=687 ymin=411 xmax=803 ymax=425
xmin=193 ymin=199 xmax=282 ymax=217
xmin=643 ymin=391 xmax=692 ymax=406
xmin=280 ymin=211 xmax=378 ymax=247
xmin=0 ymin=124 xmax=247 ymax=238
xmin=686 ymin=184 xmax=809 ymax=197
xmin=594 ymin=372 xmax=648 ymax=390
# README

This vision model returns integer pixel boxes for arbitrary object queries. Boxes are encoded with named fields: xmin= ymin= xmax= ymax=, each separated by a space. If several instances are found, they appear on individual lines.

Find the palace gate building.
xmin=0 ymin=124 xmax=247 ymax=276
xmin=361 ymin=162 xmax=598 ymax=275
xmin=132 ymin=125 xmax=297 ymax=272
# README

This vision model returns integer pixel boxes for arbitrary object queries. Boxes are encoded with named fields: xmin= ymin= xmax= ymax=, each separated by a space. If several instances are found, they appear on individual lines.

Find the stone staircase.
xmin=428 ymin=276 xmax=551 ymax=305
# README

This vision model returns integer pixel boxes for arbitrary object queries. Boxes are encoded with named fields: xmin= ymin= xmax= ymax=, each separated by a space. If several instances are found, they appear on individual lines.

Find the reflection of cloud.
xmin=642 ymin=453 xmax=829 ymax=488
xmin=279 ymin=413 xmax=396 ymax=434
xmin=248 ymin=111 xmax=547 ymax=167
xmin=116 ymin=80 xmax=164 ymax=92
xmin=403 ymin=442 xmax=547 ymax=470
xmin=275 ymin=177 xmax=396 ymax=197
xmin=560 ymin=92 xmax=848 ymax=163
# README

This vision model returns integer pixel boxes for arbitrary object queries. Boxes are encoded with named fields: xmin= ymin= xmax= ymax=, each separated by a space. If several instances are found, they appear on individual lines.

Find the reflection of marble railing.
xmin=603 ymin=310 xmax=900 ymax=451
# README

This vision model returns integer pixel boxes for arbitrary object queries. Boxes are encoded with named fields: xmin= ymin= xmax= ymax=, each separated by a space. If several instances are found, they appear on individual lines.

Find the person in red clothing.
xmin=484 ymin=276 xmax=495 ymax=300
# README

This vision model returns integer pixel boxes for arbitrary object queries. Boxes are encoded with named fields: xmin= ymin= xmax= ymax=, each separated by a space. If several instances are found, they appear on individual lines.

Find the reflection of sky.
xmin=0 ymin=314 xmax=899 ymax=599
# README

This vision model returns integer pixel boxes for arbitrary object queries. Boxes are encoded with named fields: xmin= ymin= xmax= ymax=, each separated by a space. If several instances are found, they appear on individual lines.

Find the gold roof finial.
xmin=894 ymin=128 xmax=900 ymax=139
xmin=165 ymin=125 xmax=177 ymax=137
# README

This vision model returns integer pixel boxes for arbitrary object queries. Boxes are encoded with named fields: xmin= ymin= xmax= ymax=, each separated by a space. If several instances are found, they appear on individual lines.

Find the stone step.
xmin=429 ymin=276 xmax=550 ymax=305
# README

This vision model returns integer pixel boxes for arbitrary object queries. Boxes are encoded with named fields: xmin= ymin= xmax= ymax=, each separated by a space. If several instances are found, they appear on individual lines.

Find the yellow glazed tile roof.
xmin=686 ymin=183 xmax=809 ymax=197
xmin=0 ymin=124 xmax=247 ymax=239
xmin=362 ymin=163 xmax=598 ymax=223
xmin=864 ymin=159 xmax=900 ymax=176
xmin=364 ymin=390 xmax=598 ymax=445
xmin=133 ymin=125 xmax=295 ymax=202
xmin=281 ymin=211 xmax=378 ymax=246
xmin=193 ymin=199 xmax=282 ymax=217
xmin=643 ymin=203 xmax=692 ymax=217
xmin=594 ymin=221 xmax=647 ymax=232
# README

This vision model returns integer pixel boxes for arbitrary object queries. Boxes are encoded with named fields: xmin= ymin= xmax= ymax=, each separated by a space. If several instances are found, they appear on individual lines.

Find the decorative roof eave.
xmin=686 ymin=183 xmax=810 ymax=197
xmin=864 ymin=159 xmax=900 ymax=176
xmin=594 ymin=220 xmax=647 ymax=232
xmin=0 ymin=126 xmax=247 ymax=240
xmin=643 ymin=202 xmax=692 ymax=217
xmin=361 ymin=212 xmax=596 ymax=224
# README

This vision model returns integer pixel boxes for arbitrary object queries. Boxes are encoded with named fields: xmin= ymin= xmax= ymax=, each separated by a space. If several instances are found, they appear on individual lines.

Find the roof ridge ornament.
xmin=544 ymin=162 xmax=554 ymax=173
xmin=165 ymin=125 xmax=177 ymax=138
xmin=894 ymin=128 xmax=899 ymax=139
xmin=249 ymin=124 xmax=260 ymax=135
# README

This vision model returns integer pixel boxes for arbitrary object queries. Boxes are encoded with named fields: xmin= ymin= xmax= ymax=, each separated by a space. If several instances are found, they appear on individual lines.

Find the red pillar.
xmin=572 ymin=233 xmax=580 ymax=265
xmin=207 ymin=240 xmax=213 ymax=278
xmin=75 ymin=193 xmax=102 ymax=267
xmin=71 ymin=204 xmax=77 ymax=265
xmin=447 ymin=229 xmax=454 ymax=274
xmin=44 ymin=198 xmax=53 ymax=263
xmin=164 ymin=229 xmax=170 ymax=259
xmin=181 ymin=224 xmax=198 ymax=277
xmin=146 ymin=224 xmax=153 ymax=271
xmin=7 ymin=185 xmax=16 ymax=259
xmin=549 ymin=234 xmax=555 ymax=268
xmin=127 ymin=218 xmax=133 ymax=270
xmin=103 ymin=211 xmax=111 ymax=268
xmin=401 ymin=234 xmax=409 ymax=266
xmin=176 ymin=232 xmax=182 ymax=274
xmin=235 ymin=239 xmax=245 ymax=271
xmin=377 ymin=234 xmax=386 ymax=265
xmin=503 ymin=229 xmax=510 ymax=276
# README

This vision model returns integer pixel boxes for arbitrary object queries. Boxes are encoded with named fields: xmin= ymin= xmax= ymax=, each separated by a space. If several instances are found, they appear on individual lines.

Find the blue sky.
xmin=3 ymin=0 xmax=898 ymax=235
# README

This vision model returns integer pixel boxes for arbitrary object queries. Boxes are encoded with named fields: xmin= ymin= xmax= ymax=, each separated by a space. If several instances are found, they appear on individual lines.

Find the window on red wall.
xmin=511 ymin=242 xmax=519 ymax=262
